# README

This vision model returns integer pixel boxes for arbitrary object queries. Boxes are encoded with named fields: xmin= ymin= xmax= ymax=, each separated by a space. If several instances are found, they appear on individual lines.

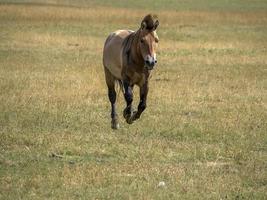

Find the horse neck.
xmin=129 ymin=29 xmax=144 ymax=67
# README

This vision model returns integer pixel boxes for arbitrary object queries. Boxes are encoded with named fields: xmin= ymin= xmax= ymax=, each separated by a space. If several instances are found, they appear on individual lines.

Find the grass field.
xmin=0 ymin=0 xmax=267 ymax=199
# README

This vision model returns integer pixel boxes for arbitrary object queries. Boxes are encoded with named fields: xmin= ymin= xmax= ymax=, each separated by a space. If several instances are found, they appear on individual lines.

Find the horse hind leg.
xmin=104 ymin=67 xmax=119 ymax=129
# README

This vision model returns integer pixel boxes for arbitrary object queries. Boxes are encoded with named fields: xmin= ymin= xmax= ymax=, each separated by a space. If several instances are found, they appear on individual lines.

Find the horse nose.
xmin=145 ymin=57 xmax=156 ymax=68
xmin=145 ymin=60 xmax=154 ymax=66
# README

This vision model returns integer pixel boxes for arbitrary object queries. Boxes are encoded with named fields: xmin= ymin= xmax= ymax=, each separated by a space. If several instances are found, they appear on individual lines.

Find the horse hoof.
xmin=111 ymin=119 xmax=119 ymax=129
xmin=111 ymin=124 xmax=119 ymax=129
xmin=123 ymin=109 xmax=131 ymax=120
xmin=111 ymin=123 xmax=119 ymax=129
xmin=126 ymin=117 xmax=133 ymax=124
xmin=125 ymin=111 xmax=137 ymax=124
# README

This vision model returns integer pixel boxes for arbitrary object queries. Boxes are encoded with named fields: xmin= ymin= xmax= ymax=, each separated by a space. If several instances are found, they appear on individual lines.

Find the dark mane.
xmin=122 ymin=31 xmax=135 ymax=58
xmin=122 ymin=29 xmax=143 ymax=66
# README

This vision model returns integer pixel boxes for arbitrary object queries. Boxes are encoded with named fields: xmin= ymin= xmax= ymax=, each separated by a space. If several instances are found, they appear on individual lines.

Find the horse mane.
xmin=122 ymin=30 xmax=141 ymax=66
xmin=122 ymin=31 xmax=136 ymax=57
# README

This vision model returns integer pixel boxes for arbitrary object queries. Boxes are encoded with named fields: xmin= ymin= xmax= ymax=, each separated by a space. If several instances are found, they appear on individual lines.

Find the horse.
xmin=103 ymin=14 xmax=159 ymax=129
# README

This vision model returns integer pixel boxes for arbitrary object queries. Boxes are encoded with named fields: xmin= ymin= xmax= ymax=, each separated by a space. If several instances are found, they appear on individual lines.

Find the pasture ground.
xmin=0 ymin=0 xmax=266 ymax=199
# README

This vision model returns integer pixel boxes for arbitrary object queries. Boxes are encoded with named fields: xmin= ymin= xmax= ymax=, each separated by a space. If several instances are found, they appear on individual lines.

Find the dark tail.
xmin=116 ymin=80 xmax=124 ymax=95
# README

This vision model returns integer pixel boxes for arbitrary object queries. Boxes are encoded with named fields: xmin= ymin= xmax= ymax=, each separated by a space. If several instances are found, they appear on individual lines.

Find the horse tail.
xmin=116 ymin=79 xmax=124 ymax=95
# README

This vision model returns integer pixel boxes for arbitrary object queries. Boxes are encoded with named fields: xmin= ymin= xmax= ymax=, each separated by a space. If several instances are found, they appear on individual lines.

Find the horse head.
xmin=139 ymin=14 xmax=159 ymax=70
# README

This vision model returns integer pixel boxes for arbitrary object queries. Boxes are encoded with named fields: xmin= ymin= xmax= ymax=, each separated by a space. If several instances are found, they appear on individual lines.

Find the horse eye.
xmin=155 ymin=38 xmax=159 ymax=43
xmin=140 ymin=39 xmax=144 ymax=43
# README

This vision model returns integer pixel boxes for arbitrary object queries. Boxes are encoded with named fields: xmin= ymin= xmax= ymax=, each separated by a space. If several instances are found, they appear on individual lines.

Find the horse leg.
xmin=131 ymin=82 xmax=148 ymax=122
xmin=123 ymin=80 xmax=134 ymax=124
xmin=104 ymin=68 xmax=119 ymax=129
xmin=109 ymin=86 xmax=119 ymax=129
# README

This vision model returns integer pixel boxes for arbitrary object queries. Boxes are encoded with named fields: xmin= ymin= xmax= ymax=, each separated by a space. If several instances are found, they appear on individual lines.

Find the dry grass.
xmin=0 ymin=1 xmax=267 ymax=199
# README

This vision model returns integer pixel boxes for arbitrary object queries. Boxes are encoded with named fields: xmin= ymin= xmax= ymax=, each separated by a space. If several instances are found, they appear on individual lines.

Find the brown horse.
xmin=103 ymin=14 xmax=159 ymax=129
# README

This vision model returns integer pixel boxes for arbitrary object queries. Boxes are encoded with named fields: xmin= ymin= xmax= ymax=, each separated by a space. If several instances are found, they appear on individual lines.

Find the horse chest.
xmin=130 ymin=72 xmax=146 ymax=86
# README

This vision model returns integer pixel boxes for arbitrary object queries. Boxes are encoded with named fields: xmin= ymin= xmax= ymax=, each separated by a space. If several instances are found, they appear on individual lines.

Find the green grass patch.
xmin=0 ymin=1 xmax=266 ymax=199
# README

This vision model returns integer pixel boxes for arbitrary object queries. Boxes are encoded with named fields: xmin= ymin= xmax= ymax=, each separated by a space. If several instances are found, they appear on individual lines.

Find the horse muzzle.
xmin=144 ymin=56 xmax=157 ymax=70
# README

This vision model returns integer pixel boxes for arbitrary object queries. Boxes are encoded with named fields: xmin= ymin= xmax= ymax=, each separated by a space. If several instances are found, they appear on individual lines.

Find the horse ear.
xmin=154 ymin=20 xmax=159 ymax=30
xmin=141 ymin=21 xmax=147 ymax=30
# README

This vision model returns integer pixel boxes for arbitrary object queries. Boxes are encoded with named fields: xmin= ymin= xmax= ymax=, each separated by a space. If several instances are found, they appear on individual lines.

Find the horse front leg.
xmin=131 ymin=82 xmax=148 ymax=122
xmin=123 ymin=80 xmax=134 ymax=124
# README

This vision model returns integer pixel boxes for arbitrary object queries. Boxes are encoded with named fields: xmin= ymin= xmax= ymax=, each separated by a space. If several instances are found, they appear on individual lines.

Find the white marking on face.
xmin=153 ymin=53 xmax=157 ymax=60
